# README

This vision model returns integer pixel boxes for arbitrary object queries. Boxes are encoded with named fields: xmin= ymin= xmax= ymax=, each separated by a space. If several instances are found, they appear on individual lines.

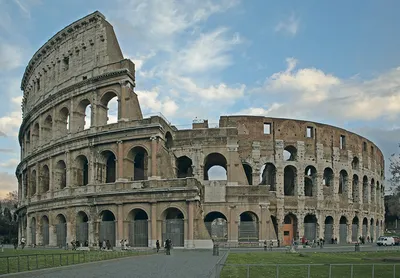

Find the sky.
xmin=0 ymin=0 xmax=400 ymax=197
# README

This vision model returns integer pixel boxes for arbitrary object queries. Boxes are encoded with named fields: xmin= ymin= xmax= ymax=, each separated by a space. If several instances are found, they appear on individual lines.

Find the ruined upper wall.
xmin=21 ymin=11 xmax=125 ymax=116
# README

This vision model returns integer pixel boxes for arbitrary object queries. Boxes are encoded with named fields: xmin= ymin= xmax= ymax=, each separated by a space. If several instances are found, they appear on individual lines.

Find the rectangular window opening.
xmin=263 ymin=123 xmax=271 ymax=134
xmin=63 ymin=57 xmax=69 ymax=70
xmin=82 ymin=76 xmax=87 ymax=80
xmin=363 ymin=142 xmax=367 ymax=152
xmin=340 ymin=135 xmax=346 ymax=150
xmin=306 ymin=126 xmax=314 ymax=138
xmin=37 ymin=79 xmax=40 ymax=90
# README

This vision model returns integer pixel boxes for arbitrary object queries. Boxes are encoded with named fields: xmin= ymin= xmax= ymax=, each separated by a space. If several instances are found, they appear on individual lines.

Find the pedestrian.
xmin=263 ymin=240 xmax=267 ymax=251
xmin=156 ymin=240 xmax=160 ymax=253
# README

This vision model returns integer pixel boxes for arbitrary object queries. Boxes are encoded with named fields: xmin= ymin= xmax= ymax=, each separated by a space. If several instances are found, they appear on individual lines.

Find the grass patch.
xmin=220 ymin=252 xmax=400 ymax=278
xmin=0 ymin=249 xmax=154 ymax=275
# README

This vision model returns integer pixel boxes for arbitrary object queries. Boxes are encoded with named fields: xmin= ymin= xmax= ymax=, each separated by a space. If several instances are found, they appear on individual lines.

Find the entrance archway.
xmin=239 ymin=211 xmax=259 ymax=242
xmin=352 ymin=217 xmax=359 ymax=242
xmin=304 ymin=214 xmax=317 ymax=241
xmin=30 ymin=217 xmax=36 ymax=245
xmin=128 ymin=209 xmax=149 ymax=247
xmin=324 ymin=216 xmax=334 ymax=243
xmin=76 ymin=211 xmax=89 ymax=246
xmin=339 ymin=216 xmax=347 ymax=244
xmin=283 ymin=214 xmax=298 ymax=245
xmin=204 ymin=211 xmax=228 ymax=242
xmin=370 ymin=218 xmax=374 ymax=241
xmin=99 ymin=210 xmax=116 ymax=247
xmin=162 ymin=208 xmax=184 ymax=247
xmin=56 ymin=214 xmax=67 ymax=247
xmin=362 ymin=217 xmax=368 ymax=237
xmin=40 ymin=216 xmax=49 ymax=246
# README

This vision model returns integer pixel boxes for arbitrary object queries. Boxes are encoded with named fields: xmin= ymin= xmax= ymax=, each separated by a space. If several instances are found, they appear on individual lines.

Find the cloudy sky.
xmin=0 ymin=0 xmax=400 ymax=197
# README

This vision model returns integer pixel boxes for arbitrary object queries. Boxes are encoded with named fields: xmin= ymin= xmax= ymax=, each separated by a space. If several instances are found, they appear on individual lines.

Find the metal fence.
xmin=162 ymin=219 xmax=184 ymax=247
xmin=216 ymin=263 xmax=400 ymax=278
xmin=31 ymin=224 xmax=36 ymax=245
xmin=129 ymin=220 xmax=148 ymax=247
xmin=99 ymin=221 xmax=116 ymax=247
xmin=56 ymin=223 xmax=67 ymax=247
xmin=41 ymin=224 xmax=49 ymax=245
xmin=304 ymin=223 xmax=317 ymax=241
xmin=239 ymin=222 xmax=259 ymax=242
xmin=0 ymin=250 xmax=155 ymax=275
xmin=339 ymin=224 xmax=347 ymax=243
xmin=76 ymin=222 xmax=89 ymax=244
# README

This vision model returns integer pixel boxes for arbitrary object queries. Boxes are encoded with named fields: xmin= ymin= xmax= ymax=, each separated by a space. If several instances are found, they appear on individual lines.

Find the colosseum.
xmin=15 ymin=11 xmax=385 ymax=249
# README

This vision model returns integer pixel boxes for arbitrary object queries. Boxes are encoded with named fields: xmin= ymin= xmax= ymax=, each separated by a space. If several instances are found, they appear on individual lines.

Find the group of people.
xmin=120 ymin=239 xmax=128 ymax=250
xmin=358 ymin=235 xmax=373 ymax=244
xmin=99 ymin=239 xmax=112 ymax=250
xmin=155 ymin=239 xmax=172 ymax=255
xmin=71 ymin=239 xmax=89 ymax=250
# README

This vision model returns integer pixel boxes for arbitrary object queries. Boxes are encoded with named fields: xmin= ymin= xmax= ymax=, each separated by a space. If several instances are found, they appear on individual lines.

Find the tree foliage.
xmin=386 ymin=146 xmax=400 ymax=220
xmin=0 ymin=191 xmax=18 ymax=243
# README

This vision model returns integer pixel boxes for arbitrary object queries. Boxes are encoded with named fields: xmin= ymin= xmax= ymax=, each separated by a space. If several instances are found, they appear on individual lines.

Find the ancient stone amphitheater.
xmin=15 ymin=11 xmax=385 ymax=249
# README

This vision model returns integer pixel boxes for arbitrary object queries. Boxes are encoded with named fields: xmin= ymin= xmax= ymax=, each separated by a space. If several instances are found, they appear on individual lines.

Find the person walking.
xmin=156 ymin=240 xmax=160 ymax=253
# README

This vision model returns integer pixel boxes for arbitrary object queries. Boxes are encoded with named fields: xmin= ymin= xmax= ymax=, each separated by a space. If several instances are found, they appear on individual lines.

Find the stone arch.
xmin=204 ymin=211 xmax=228 ymax=242
xmin=352 ymin=216 xmax=359 ymax=242
xmin=127 ymin=209 xmax=149 ymax=247
xmin=99 ymin=150 xmax=116 ymax=183
xmin=239 ymin=211 xmax=259 ymax=242
xmin=351 ymin=157 xmax=359 ymax=170
xmin=260 ymin=163 xmax=276 ymax=190
xmin=30 ymin=169 xmax=37 ymax=196
xmin=362 ymin=176 xmax=369 ymax=203
xmin=324 ymin=216 xmax=334 ymax=243
xmin=203 ymin=152 xmax=227 ymax=180
xmin=352 ymin=174 xmax=359 ymax=202
xmin=39 ymin=165 xmax=50 ymax=193
xmin=283 ymin=213 xmax=298 ymax=245
xmin=127 ymin=146 xmax=149 ymax=181
xmin=339 ymin=170 xmax=348 ymax=195
xmin=42 ymin=115 xmax=52 ymax=143
xmin=76 ymin=99 xmax=91 ymax=131
xmin=165 ymin=132 xmax=173 ymax=149
xmin=76 ymin=211 xmax=89 ymax=246
xmin=25 ymin=130 xmax=31 ymax=152
xmin=284 ymin=165 xmax=297 ymax=196
xmin=55 ymin=214 xmax=67 ymax=247
xmin=57 ymin=107 xmax=70 ymax=137
xmin=362 ymin=217 xmax=368 ymax=237
xmin=370 ymin=218 xmax=375 ymax=241
xmin=176 ymin=156 xmax=193 ymax=178
xmin=99 ymin=210 xmax=116 ymax=247
xmin=242 ymin=163 xmax=253 ymax=185
xmin=304 ymin=214 xmax=317 ymax=241
xmin=339 ymin=216 xmax=348 ymax=243
xmin=304 ymin=166 xmax=317 ymax=197
xmin=323 ymin=167 xmax=334 ymax=197
xmin=30 ymin=217 xmax=37 ymax=245
xmin=32 ymin=122 xmax=40 ymax=148
xmin=283 ymin=145 xmax=297 ymax=161
xmin=40 ymin=215 xmax=49 ymax=246
xmin=161 ymin=207 xmax=184 ymax=247
xmin=99 ymin=91 xmax=119 ymax=125
xmin=74 ymin=155 xmax=89 ymax=186
xmin=370 ymin=178 xmax=375 ymax=203
xmin=54 ymin=160 xmax=66 ymax=190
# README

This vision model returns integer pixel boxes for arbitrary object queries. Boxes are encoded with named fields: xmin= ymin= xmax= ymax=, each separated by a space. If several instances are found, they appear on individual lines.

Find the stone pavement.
xmin=4 ymin=249 xmax=223 ymax=278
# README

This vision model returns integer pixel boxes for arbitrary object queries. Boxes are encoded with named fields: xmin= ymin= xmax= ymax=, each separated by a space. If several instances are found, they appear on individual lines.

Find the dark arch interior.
xmin=57 ymin=214 xmax=66 ymax=224
xmin=204 ymin=211 xmax=227 ymax=222
xmin=165 ymin=132 xmax=173 ymax=149
xmin=131 ymin=209 xmax=148 ymax=220
xmin=304 ymin=214 xmax=317 ymax=223
xmin=203 ymin=153 xmax=227 ymax=180
xmin=164 ymin=208 xmax=184 ymax=219
xmin=240 ymin=211 xmax=257 ymax=222
xmin=352 ymin=217 xmax=359 ymax=225
xmin=131 ymin=147 xmax=148 ymax=181
xmin=325 ymin=216 xmax=334 ymax=224
xmin=177 ymin=156 xmax=193 ymax=178
xmin=101 ymin=210 xmax=115 ymax=221
xmin=242 ymin=164 xmax=252 ymax=185
xmin=340 ymin=216 xmax=347 ymax=224
xmin=77 ymin=211 xmax=89 ymax=223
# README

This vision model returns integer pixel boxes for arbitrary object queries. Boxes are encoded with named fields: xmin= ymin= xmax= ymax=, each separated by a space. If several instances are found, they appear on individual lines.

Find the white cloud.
xmin=0 ymin=43 xmax=24 ymax=71
xmin=0 ymin=172 xmax=17 ymax=199
xmin=137 ymin=89 xmax=179 ymax=117
xmin=275 ymin=13 xmax=300 ymax=36
xmin=0 ymin=110 xmax=22 ymax=137
xmin=0 ymin=158 xmax=19 ymax=169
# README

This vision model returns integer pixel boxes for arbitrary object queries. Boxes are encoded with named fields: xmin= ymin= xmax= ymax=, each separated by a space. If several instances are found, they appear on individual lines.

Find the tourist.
xmin=20 ymin=237 xmax=26 ymax=249
xmin=156 ymin=240 xmax=160 ymax=253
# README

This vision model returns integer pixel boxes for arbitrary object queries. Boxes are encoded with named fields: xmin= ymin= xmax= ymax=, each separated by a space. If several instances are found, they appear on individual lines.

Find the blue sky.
xmin=0 ymin=0 xmax=400 ymax=197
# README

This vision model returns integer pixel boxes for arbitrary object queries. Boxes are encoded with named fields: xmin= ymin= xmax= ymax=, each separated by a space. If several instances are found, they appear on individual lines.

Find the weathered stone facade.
xmin=15 ymin=11 xmax=385 ymax=249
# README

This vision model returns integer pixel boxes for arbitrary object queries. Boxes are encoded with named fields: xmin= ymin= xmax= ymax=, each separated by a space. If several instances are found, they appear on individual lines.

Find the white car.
xmin=376 ymin=236 xmax=395 ymax=246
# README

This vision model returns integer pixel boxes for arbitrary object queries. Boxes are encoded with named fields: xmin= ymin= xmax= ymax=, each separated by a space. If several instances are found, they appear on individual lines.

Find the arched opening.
xmin=165 ymin=132 xmax=173 ymax=149
xmin=339 ymin=170 xmax=348 ymax=195
xmin=176 ymin=156 xmax=193 ymax=178
xmin=204 ymin=211 xmax=228 ymax=242
xmin=271 ymin=216 xmax=278 ymax=239
xmin=324 ymin=216 xmax=334 ymax=243
xmin=283 ymin=214 xmax=298 ymax=245
xmin=40 ymin=216 xmax=49 ymax=246
xmin=376 ymin=220 xmax=380 ymax=238
xmin=25 ymin=130 xmax=31 ymax=152
xmin=76 ymin=99 xmax=91 ymax=131
xmin=376 ymin=181 xmax=380 ymax=205
xmin=242 ymin=164 xmax=253 ymax=185
xmin=283 ymin=145 xmax=297 ymax=161
xmin=352 ymin=216 xmax=359 ymax=242
xmin=99 ymin=210 xmax=116 ymax=247
xmin=351 ymin=157 xmax=359 ymax=170
xmin=204 ymin=153 xmax=227 ymax=180
xmin=127 ymin=147 xmax=148 ymax=181
xmin=30 ymin=217 xmax=36 ymax=245
xmin=370 ymin=179 xmax=375 ymax=203
xmin=339 ymin=216 xmax=348 ymax=244
xmin=23 ymin=171 xmax=28 ymax=198
xmin=32 ymin=123 xmax=40 ymax=148
xmin=99 ymin=151 xmax=116 ymax=183
xmin=30 ymin=170 xmax=37 ymax=196
xmin=56 ymin=214 xmax=67 ymax=247
xmin=352 ymin=174 xmax=359 ymax=202
xmin=99 ymin=92 xmax=118 ymax=125
xmin=76 ymin=211 xmax=89 ymax=246
xmin=284 ymin=165 xmax=297 ymax=196
xmin=304 ymin=214 xmax=317 ymax=241
xmin=75 ymin=155 xmax=89 ymax=186
xmin=260 ymin=163 xmax=276 ymax=190
xmin=370 ymin=218 xmax=375 ymax=242
xmin=42 ymin=115 xmax=52 ymax=143
xmin=58 ymin=107 xmax=70 ymax=137
xmin=323 ymin=167 xmax=334 ymax=196
xmin=239 ymin=211 xmax=259 ymax=242
xmin=128 ymin=209 xmax=149 ymax=247
xmin=304 ymin=166 xmax=317 ymax=197
xmin=40 ymin=165 xmax=50 ymax=193
xmin=362 ymin=217 xmax=368 ymax=237
xmin=363 ymin=176 xmax=369 ymax=203
xmin=162 ymin=208 xmax=184 ymax=247
xmin=54 ymin=160 xmax=67 ymax=190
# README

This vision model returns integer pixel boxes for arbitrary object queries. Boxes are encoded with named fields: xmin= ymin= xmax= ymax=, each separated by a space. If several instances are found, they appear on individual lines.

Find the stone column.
xmin=228 ymin=205 xmax=238 ymax=244
xmin=187 ymin=201 xmax=194 ymax=248
xmin=89 ymin=148 xmax=96 ymax=184
xmin=150 ymin=136 xmax=159 ymax=178
xmin=151 ymin=203 xmax=157 ymax=247
xmin=35 ymin=164 xmax=39 ymax=195
xmin=117 ymin=204 xmax=124 ymax=247
xmin=65 ymin=151 xmax=71 ymax=187
xmin=49 ymin=157 xmax=53 ymax=195
xmin=116 ymin=140 xmax=126 ymax=181
xmin=49 ymin=223 xmax=56 ymax=246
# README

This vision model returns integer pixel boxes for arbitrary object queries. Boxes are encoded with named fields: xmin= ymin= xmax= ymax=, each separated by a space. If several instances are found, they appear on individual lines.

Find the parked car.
xmin=376 ymin=236 xmax=395 ymax=246
xmin=393 ymin=236 xmax=400 ymax=246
